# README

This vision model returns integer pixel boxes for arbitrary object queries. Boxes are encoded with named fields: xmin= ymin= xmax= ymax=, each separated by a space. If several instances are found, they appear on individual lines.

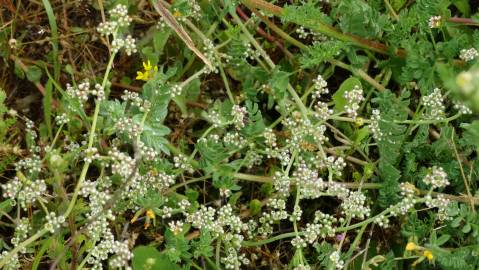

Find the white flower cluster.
xmin=137 ymin=141 xmax=157 ymax=161
xmin=221 ymin=248 xmax=250 ymax=269
xmin=209 ymin=110 xmax=223 ymax=128
xmin=66 ymin=81 xmax=105 ymax=104
xmin=173 ymin=153 xmax=194 ymax=173
xmin=312 ymin=75 xmax=329 ymax=99
xmin=343 ymin=85 xmax=364 ymax=119
xmin=292 ymin=162 xmax=325 ymax=199
xmin=453 ymin=101 xmax=472 ymax=115
xmin=329 ymin=251 xmax=344 ymax=269
xmin=273 ymin=171 xmax=291 ymax=196
xmin=459 ymin=48 xmax=478 ymax=62
xmin=185 ymin=204 xmax=248 ymax=258
xmin=144 ymin=170 xmax=176 ymax=193
xmin=109 ymin=147 xmax=136 ymax=178
xmin=121 ymin=90 xmax=151 ymax=112
xmin=391 ymin=182 xmax=417 ymax=216
xmin=83 ymin=147 xmax=100 ymax=164
xmin=2 ymin=177 xmax=47 ymax=210
xmin=259 ymin=198 xmax=288 ymax=235
xmin=44 ymin=212 xmax=65 ymax=233
xmin=421 ymin=88 xmax=445 ymax=120
xmin=295 ymin=26 xmax=328 ymax=44
xmin=318 ymin=155 xmax=347 ymax=176
xmin=300 ymin=211 xmax=339 ymax=245
xmin=55 ymin=113 xmax=69 ymax=125
xmin=203 ymin=39 xmax=218 ymax=73
xmin=97 ymin=4 xmax=137 ymax=56
xmin=169 ymin=220 xmax=184 ymax=235
xmin=242 ymin=43 xmax=261 ymax=61
xmin=368 ymin=109 xmax=383 ymax=141
xmin=79 ymin=180 xmax=115 ymax=240
xmin=0 ymin=251 xmax=20 ymax=270
xmin=11 ymin=218 xmax=30 ymax=253
xmin=283 ymin=115 xmax=329 ymax=151
xmin=263 ymin=128 xmax=277 ymax=148
xmin=169 ymin=84 xmax=183 ymax=97
xmin=294 ymin=264 xmax=312 ymax=270
xmin=425 ymin=194 xmax=450 ymax=221
xmin=88 ymin=230 xmax=132 ymax=270
xmin=422 ymin=166 xmax=449 ymax=189
xmin=340 ymin=191 xmax=371 ymax=219
xmin=314 ymin=101 xmax=333 ymax=121
xmin=15 ymin=154 xmax=41 ymax=175
xmin=296 ymin=26 xmax=310 ymax=39
xmin=291 ymin=236 xmax=307 ymax=248
xmin=115 ymin=117 xmax=142 ymax=139
xmin=223 ymin=132 xmax=247 ymax=148
xmin=326 ymin=182 xmax=350 ymax=199
xmin=428 ymin=15 xmax=442 ymax=28
xmin=232 ymin=104 xmax=248 ymax=129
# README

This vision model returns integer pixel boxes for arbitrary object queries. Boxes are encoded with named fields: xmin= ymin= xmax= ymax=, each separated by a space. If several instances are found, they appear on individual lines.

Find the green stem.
xmin=394 ymin=114 xmax=461 ymax=125
xmin=64 ymin=52 xmax=116 ymax=219
xmin=0 ymin=229 xmax=49 ymax=268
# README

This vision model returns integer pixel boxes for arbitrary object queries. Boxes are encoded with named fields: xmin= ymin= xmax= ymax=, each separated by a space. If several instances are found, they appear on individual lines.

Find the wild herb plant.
xmin=0 ymin=0 xmax=479 ymax=269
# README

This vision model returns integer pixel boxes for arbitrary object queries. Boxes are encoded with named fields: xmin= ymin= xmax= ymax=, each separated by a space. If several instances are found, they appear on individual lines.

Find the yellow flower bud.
xmin=423 ymin=250 xmax=433 ymax=261
xmin=355 ymin=117 xmax=364 ymax=126
xmin=146 ymin=209 xmax=155 ymax=219
xmin=405 ymin=242 xmax=417 ymax=251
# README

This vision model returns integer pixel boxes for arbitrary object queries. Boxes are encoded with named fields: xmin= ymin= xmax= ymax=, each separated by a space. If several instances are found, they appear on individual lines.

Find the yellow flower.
xmin=355 ymin=117 xmax=365 ymax=126
xmin=173 ymin=10 xmax=182 ymax=17
xmin=143 ymin=60 xmax=153 ymax=71
xmin=146 ymin=209 xmax=155 ymax=219
xmin=136 ymin=61 xmax=158 ymax=81
xmin=136 ymin=70 xmax=149 ymax=81
xmin=405 ymin=242 xmax=417 ymax=251
xmin=423 ymin=250 xmax=434 ymax=261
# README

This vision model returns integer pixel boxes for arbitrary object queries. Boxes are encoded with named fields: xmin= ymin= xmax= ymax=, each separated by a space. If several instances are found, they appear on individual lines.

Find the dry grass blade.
xmin=151 ymin=0 xmax=213 ymax=69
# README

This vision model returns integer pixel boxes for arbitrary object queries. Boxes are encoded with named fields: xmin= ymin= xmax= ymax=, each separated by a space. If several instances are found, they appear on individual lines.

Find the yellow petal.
xmin=146 ymin=209 xmax=155 ymax=219
xmin=144 ymin=60 xmax=153 ymax=71
xmin=405 ymin=242 xmax=417 ymax=251
xmin=423 ymin=250 xmax=433 ymax=261
xmin=136 ymin=71 xmax=149 ymax=81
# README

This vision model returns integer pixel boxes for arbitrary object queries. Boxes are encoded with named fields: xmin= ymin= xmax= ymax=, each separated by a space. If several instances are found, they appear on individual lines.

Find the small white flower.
xmin=428 ymin=15 xmax=442 ymax=28
xmin=423 ymin=166 xmax=449 ymax=189
xmin=460 ymin=48 xmax=479 ymax=62
xmin=422 ymin=88 xmax=445 ymax=120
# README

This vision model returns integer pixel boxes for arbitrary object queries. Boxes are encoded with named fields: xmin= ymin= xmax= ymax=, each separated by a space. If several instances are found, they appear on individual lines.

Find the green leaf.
xmin=462 ymin=223 xmax=472 ymax=233
xmin=249 ymin=199 xmax=262 ymax=216
xmin=26 ymin=65 xmax=42 ymax=83
xmin=332 ymin=77 xmax=362 ymax=113
xmin=132 ymin=246 xmax=181 ymax=270
xmin=461 ymin=121 xmax=479 ymax=151
xmin=43 ymin=79 xmax=53 ymax=139
xmin=337 ymin=0 xmax=388 ymax=38
xmin=192 ymin=230 xmax=214 ymax=258
xmin=436 ymin=234 xmax=451 ymax=246
xmin=268 ymin=68 xmax=289 ymax=110
xmin=0 ymin=199 xmax=13 ymax=219
xmin=153 ymin=29 xmax=171 ymax=56
xmin=165 ymin=229 xmax=191 ymax=263
xmin=282 ymin=3 xmax=332 ymax=29
xmin=451 ymin=0 xmax=470 ymax=16
xmin=300 ymin=41 xmax=345 ymax=68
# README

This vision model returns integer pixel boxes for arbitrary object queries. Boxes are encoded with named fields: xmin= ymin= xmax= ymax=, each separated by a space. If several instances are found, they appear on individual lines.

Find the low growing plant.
xmin=0 ymin=0 xmax=479 ymax=269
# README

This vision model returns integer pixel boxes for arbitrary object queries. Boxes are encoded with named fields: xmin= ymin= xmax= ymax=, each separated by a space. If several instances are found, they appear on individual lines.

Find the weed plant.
xmin=0 ymin=0 xmax=479 ymax=269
